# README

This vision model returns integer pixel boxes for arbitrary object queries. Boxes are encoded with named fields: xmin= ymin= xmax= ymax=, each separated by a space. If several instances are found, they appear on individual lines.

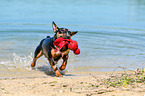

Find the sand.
xmin=0 ymin=71 xmax=145 ymax=96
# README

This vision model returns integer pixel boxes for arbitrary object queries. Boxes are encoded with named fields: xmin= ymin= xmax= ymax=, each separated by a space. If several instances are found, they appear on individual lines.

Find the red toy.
xmin=53 ymin=37 xmax=80 ymax=55
xmin=68 ymin=39 xmax=80 ymax=55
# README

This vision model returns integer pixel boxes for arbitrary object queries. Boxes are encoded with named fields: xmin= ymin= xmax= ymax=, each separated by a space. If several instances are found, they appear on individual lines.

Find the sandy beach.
xmin=1 ymin=0 xmax=145 ymax=96
xmin=0 ymin=71 xmax=145 ymax=96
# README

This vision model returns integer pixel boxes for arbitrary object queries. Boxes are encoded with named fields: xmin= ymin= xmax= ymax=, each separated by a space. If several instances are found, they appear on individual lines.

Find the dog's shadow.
xmin=36 ymin=65 xmax=74 ymax=77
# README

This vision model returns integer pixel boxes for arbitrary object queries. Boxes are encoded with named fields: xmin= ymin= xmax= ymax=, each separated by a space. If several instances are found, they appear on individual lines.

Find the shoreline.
xmin=1 ymin=71 xmax=145 ymax=96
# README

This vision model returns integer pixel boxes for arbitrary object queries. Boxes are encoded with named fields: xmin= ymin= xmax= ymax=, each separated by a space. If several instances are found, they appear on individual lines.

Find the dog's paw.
xmin=56 ymin=75 xmax=63 ymax=77
xmin=31 ymin=67 xmax=36 ymax=70
xmin=56 ymin=73 xmax=63 ymax=77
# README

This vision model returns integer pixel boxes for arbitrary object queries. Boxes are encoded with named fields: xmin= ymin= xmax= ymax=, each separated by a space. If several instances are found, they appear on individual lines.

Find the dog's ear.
xmin=52 ymin=21 xmax=58 ymax=33
xmin=70 ymin=31 xmax=78 ymax=36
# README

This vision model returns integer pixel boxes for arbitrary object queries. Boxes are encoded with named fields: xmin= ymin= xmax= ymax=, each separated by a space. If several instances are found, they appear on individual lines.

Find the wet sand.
xmin=0 ymin=71 xmax=145 ymax=96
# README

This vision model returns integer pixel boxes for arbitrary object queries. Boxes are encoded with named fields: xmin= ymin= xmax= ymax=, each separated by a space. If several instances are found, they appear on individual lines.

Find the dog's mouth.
xmin=53 ymin=37 xmax=70 ymax=52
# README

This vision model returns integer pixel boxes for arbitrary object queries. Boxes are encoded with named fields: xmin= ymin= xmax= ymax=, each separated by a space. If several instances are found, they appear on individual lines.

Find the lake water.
xmin=0 ymin=0 xmax=145 ymax=78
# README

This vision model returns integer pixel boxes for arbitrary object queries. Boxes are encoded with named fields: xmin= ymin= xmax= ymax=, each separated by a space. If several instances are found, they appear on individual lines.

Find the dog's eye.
xmin=59 ymin=31 xmax=62 ymax=34
xmin=68 ymin=31 xmax=71 ymax=33
xmin=67 ymin=32 xmax=70 ymax=36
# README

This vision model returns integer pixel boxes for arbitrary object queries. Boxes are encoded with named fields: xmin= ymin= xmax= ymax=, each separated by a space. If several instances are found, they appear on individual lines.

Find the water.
xmin=0 ymin=0 xmax=145 ymax=79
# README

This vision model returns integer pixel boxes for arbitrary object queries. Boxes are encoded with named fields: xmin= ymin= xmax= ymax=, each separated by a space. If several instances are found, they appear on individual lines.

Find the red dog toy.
xmin=53 ymin=37 xmax=80 ymax=55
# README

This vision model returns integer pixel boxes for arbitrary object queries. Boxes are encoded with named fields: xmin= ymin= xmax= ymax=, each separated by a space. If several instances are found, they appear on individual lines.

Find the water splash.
xmin=12 ymin=53 xmax=33 ymax=68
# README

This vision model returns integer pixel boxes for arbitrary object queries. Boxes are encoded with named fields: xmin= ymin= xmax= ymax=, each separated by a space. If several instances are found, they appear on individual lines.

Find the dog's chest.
xmin=51 ymin=48 xmax=69 ymax=58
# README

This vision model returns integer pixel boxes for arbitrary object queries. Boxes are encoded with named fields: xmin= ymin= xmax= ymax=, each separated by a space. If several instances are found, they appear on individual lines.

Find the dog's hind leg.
xmin=31 ymin=45 xmax=43 ymax=68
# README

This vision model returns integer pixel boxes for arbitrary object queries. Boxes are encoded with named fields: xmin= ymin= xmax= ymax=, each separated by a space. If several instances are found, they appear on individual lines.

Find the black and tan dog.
xmin=31 ymin=21 xmax=78 ymax=77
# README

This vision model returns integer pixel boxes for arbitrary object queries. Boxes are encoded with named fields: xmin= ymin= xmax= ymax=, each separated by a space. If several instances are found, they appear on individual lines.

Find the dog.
xmin=31 ymin=21 xmax=78 ymax=77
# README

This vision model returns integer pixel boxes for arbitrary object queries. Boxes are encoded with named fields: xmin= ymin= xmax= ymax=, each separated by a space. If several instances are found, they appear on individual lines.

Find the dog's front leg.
xmin=59 ymin=55 xmax=68 ymax=71
xmin=48 ymin=58 xmax=62 ymax=77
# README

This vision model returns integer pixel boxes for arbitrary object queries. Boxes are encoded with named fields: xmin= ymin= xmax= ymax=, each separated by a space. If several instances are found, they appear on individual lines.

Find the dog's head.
xmin=52 ymin=21 xmax=78 ymax=39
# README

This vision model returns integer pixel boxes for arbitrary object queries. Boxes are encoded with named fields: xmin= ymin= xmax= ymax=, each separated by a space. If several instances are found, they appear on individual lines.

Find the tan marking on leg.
xmin=52 ymin=65 xmax=62 ymax=77
xmin=59 ymin=55 xmax=68 ymax=71
xmin=48 ymin=58 xmax=62 ymax=77
xmin=59 ymin=61 xmax=67 ymax=71
xmin=31 ymin=50 xmax=43 ymax=68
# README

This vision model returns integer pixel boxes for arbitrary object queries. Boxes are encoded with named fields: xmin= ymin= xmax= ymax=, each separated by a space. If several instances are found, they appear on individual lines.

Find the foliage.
xmin=104 ymin=66 xmax=145 ymax=89
xmin=87 ymin=66 xmax=145 ymax=95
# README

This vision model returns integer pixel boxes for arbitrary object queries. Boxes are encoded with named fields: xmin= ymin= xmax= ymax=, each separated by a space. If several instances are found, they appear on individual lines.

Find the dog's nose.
xmin=63 ymin=36 xmax=68 ymax=39
xmin=67 ymin=36 xmax=70 ymax=39
xmin=66 ymin=33 xmax=70 ymax=39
